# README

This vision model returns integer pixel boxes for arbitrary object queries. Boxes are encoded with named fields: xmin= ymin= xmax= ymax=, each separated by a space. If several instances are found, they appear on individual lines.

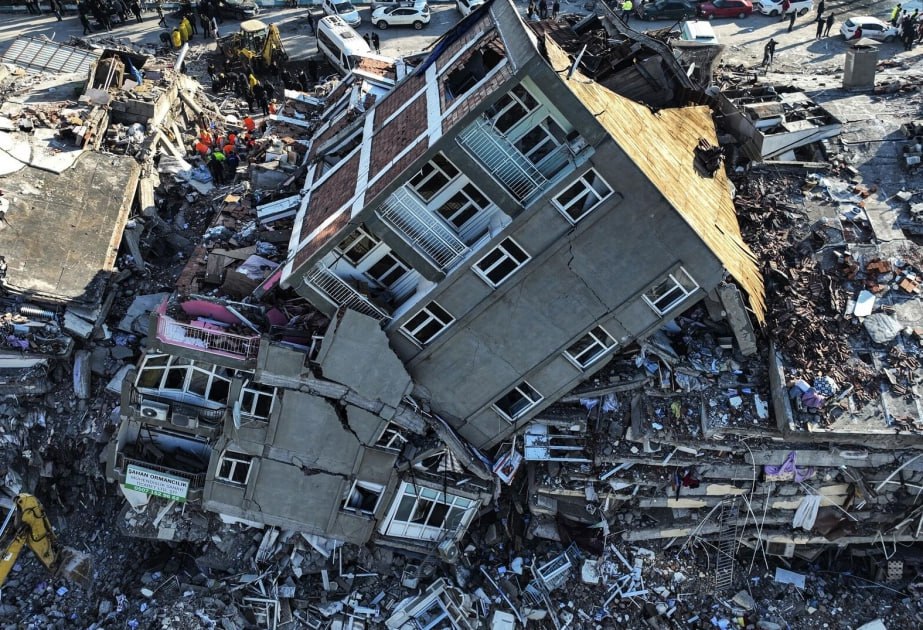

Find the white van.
xmin=316 ymin=15 xmax=374 ymax=75
xmin=679 ymin=20 xmax=719 ymax=45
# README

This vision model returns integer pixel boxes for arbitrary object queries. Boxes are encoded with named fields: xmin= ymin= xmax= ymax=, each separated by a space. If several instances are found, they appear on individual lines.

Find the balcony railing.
xmin=457 ymin=117 xmax=576 ymax=203
xmin=305 ymin=264 xmax=391 ymax=322
xmin=377 ymin=188 xmax=469 ymax=271
xmin=115 ymin=453 xmax=207 ymax=490
xmin=156 ymin=312 xmax=260 ymax=361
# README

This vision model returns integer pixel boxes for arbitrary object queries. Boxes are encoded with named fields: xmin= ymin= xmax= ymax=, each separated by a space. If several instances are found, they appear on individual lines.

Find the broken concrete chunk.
xmin=863 ymin=313 xmax=903 ymax=344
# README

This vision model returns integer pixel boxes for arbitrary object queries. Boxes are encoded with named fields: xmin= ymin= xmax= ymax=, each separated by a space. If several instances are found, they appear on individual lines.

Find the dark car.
xmin=640 ymin=0 xmax=698 ymax=20
xmin=697 ymin=0 xmax=753 ymax=19
xmin=216 ymin=0 xmax=260 ymax=19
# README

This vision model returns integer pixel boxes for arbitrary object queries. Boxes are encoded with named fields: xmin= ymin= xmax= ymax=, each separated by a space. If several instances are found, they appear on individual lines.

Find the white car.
xmin=840 ymin=16 xmax=899 ymax=42
xmin=322 ymin=0 xmax=361 ymax=26
xmin=456 ymin=0 xmax=486 ymax=17
xmin=372 ymin=3 xmax=431 ymax=29
xmin=755 ymin=0 xmax=812 ymax=17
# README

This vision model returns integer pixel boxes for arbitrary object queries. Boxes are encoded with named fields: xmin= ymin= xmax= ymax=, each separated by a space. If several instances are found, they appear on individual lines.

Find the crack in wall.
xmin=567 ymin=241 xmax=610 ymax=310
xmin=328 ymin=397 xmax=370 ymax=448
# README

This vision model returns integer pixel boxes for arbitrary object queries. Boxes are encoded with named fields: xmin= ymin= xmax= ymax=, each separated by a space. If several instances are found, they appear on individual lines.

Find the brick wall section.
xmin=366 ymin=140 xmax=427 ymax=203
xmin=313 ymin=110 xmax=361 ymax=153
xmin=290 ymin=211 xmax=351 ymax=276
xmin=436 ymin=21 xmax=495 ymax=73
xmin=369 ymin=94 xmax=427 ymax=179
xmin=373 ymin=73 xmax=425 ymax=132
xmin=442 ymin=63 xmax=513 ymax=134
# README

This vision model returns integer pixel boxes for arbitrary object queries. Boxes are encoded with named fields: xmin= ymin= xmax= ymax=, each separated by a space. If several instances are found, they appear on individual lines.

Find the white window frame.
xmin=642 ymin=268 xmax=700 ymax=316
xmin=364 ymin=251 xmax=411 ymax=290
xmin=341 ymin=480 xmax=384 ymax=516
xmin=335 ymin=226 xmax=380 ymax=265
xmin=216 ymin=450 xmax=254 ymax=486
xmin=553 ymin=169 xmax=613 ymax=224
xmin=238 ymin=381 xmax=276 ymax=421
xmin=514 ymin=116 xmax=567 ymax=165
xmin=400 ymin=301 xmax=455 ymax=346
xmin=487 ymin=83 xmax=540 ymax=134
xmin=136 ymin=354 xmax=231 ymax=405
xmin=408 ymin=154 xmax=460 ymax=202
xmin=375 ymin=422 xmax=409 ymax=451
xmin=380 ymin=481 xmax=477 ymax=541
xmin=473 ymin=238 xmax=530 ymax=288
xmin=564 ymin=326 xmax=617 ymax=369
xmin=433 ymin=183 xmax=491 ymax=233
xmin=493 ymin=381 xmax=543 ymax=422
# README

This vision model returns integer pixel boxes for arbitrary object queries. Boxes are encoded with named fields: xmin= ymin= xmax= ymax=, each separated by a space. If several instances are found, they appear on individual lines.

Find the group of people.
xmin=25 ymin=0 xmax=65 ymax=20
xmin=76 ymin=0 xmax=143 ymax=34
xmin=525 ymin=0 xmax=561 ymax=20
xmin=890 ymin=4 xmax=923 ymax=51
xmin=812 ymin=0 xmax=835 ymax=40
xmin=194 ymin=124 xmax=258 ymax=186
xmin=208 ymin=64 xmax=286 ymax=117
xmin=363 ymin=31 xmax=381 ymax=54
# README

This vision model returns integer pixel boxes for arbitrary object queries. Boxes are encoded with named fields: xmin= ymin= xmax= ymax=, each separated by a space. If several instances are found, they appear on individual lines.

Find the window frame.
xmin=335 ymin=226 xmax=381 ymax=265
xmin=553 ymin=169 xmax=613 ymax=224
xmin=364 ymin=251 xmax=411 ymax=290
xmin=216 ymin=450 xmax=254 ymax=486
xmin=375 ymin=422 xmax=410 ymax=451
xmin=238 ymin=381 xmax=276 ymax=421
xmin=564 ymin=326 xmax=617 ymax=369
xmin=473 ymin=237 xmax=531 ymax=288
xmin=642 ymin=268 xmax=700 ymax=316
xmin=493 ymin=381 xmax=543 ymax=422
xmin=136 ymin=354 xmax=231 ymax=406
xmin=400 ymin=301 xmax=455 ymax=346
xmin=341 ymin=480 xmax=384 ymax=516
xmin=380 ymin=481 xmax=477 ymax=541
xmin=408 ymin=154 xmax=460 ymax=203
xmin=486 ymin=84 xmax=540 ymax=134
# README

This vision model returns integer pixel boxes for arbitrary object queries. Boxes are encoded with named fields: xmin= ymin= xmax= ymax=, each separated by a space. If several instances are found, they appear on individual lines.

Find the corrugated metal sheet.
xmin=545 ymin=36 xmax=766 ymax=324
xmin=2 ymin=37 xmax=99 ymax=75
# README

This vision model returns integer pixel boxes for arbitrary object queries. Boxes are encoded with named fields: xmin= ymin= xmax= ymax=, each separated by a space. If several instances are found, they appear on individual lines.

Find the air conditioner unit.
xmin=139 ymin=401 xmax=169 ymax=421
xmin=171 ymin=413 xmax=198 ymax=429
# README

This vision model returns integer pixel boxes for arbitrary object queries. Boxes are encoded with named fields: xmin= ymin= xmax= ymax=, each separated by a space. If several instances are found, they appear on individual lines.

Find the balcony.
xmin=156 ymin=310 xmax=260 ymax=361
xmin=304 ymin=263 xmax=391 ymax=322
xmin=377 ymin=188 xmax=469 ymax=271
xmin=457 ymin=116 xmax=576 ymax=203
xmin=129 ymin=386 xmax=226 ymax=428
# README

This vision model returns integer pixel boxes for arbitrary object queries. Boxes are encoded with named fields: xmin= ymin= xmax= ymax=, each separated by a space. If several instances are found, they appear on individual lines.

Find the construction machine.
xmin=0 ymin=494 xmax=93 ymax=589
xmin=219 ymin=19 xmax=289 ymax=73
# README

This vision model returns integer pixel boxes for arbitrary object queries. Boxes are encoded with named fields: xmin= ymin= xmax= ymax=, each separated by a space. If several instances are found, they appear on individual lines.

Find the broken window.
xmin=335 ymin=226 xmax=380 ymax=265
xmin=493 ymin=381 xmax=543 ymax=421
xmin=643 ymin=268 xmax=699 ymax=316
xmin=342 ymin=480 xmax=384 ymax=515
xmin=238 ymin=381 xmax=276 ymax=420
xmin=409 ymin=154 xmax=460 ymax=202
xmin=401 ymin=301 xmax=455 ymax=346
xmin=434 ymin=184 xmax=489 ymax=232
xmin=365 ymin=251 xmax=411 ymax=289
xmin=136 ymin=354 xmax=231 ymax=405
xmin=553 ymin=169 xmax=613 ymax=224
xmin=444 ymin=37 xmax=505 ymax=101
xmin=216 ymin=451 xmax=253 ymax=485
xmin=375 ymin=422 xmax=410 ymax=451
xmin=381 ymin=482 xmax=476 ymax=541
xmin=565 ymin=326 xmax=617 ymax=369
xmin=486 ymin=84 xmax=539 ymax=134
xmin=473 ymin=238 xmax=530 ymax=287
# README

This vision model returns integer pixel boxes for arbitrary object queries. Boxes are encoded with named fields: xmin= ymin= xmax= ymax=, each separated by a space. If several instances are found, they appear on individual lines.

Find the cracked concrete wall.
xmin=398 ymin=140 xmax=727 ymax=449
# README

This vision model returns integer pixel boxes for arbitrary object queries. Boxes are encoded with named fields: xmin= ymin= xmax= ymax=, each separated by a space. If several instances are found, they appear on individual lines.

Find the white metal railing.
xmin=458 ymin=117 xmax=549 ymax=201
xmin=377 ymin=188 xmax=469 ymax=270
xmin=305 ymin=264 xmax=391 ymax=322
xmin=156 ymin=313 xmax=260 ymax=360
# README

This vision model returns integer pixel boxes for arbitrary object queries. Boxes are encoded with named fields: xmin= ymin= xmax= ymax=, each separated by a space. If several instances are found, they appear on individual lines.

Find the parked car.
xmin=216 ymin=0 xmax=261 ymax=20
xmin=322 ymin=0 xmax=361 ymax=26
xmin=456 ymin=0 xmax=486 ymax=17
xmin=755 ymin=0 xmax=812 ymax=17
xmin=839 ymin=16 xmax=898 ymax=42
xmin=640 ymin=0 xmax=698 ymax=21
xmin=372 ymin=3 xmax=431 ymax=29
xmin=679 ymin=20 xmax=720 ymax=43
xmin=371 ymin=0 xmax=417 ymax=10
xmin=697 ymin=0 xmax=753 ymax=19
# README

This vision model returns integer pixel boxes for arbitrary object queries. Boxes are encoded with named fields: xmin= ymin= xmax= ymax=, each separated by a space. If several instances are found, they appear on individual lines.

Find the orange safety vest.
xmin=243 ymin=117 xmax=255 ymax=132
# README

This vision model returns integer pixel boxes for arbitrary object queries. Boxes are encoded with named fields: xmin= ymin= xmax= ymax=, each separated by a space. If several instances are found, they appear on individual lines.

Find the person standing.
xmin=787 ymin=10 xmax=796 ymax=32
xmin=816 ymin=0 xmax=824 ymax=18
xmin=306 ymin=10 xmax=315 ymax=34
xmin=552 ymin=0 xmax=559 ymax=18
xmin=621 ymin=0 xmax=633 ymax=22
xmin=762 ymin=38 xmax=777 ymax=67
xmin=130 ymin=0 xmax=142 ymax=22
xmin=157 ymin=2 xmax=168 ymax=27
xmin=823 ymin=12 xmax=834 ymax=37
xmin=79 ymin=8 xmax=93 ymax=34
xmin=527 ymin=0 xmax=535 ymax=19
xmin=371 ymin=31 xmax=380 ymax=54
xmin=26 ymin=0 xmax=39 ymax=15
xmin=50 ymin=0 xmax=63 ymax=21
xmin=780 ymin=0 xmax=790 ymax=21
xmin=815 ymin=14 xmax=824 ymax=39
xmin=891 ymin=3 xmax=902 ymax=26
xmin=538 ymin=0 xmax=547 ymax=18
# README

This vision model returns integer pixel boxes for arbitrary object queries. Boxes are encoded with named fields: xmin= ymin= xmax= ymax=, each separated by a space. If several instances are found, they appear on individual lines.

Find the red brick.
xmin=370 ymin=94 xmax=427 ymax=178
xmin=366 ymin=140 xmax=427 ymax=203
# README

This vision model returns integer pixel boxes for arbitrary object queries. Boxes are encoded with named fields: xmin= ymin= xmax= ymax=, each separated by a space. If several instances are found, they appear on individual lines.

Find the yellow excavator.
xmin=0 ymin=494 xmax=93 ymax=589
xmin=219 ymin=19 xmax=288 ymax=73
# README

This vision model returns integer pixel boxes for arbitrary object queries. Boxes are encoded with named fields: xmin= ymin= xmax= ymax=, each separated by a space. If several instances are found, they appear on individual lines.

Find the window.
xmin=336 ymin=227 xmax=380 ymax=265
xmin=643 ymin=268 xmax=699 ymax=315
xmin=493 ymin=381 xmax=542 ymax=421
xmin=565 ymin=326 xmax=617 ymax=369
xmin=365 ymin=251 xmax=411 ymax=289
xmin=238 ymin=382 xmax=276 ymax=420
xmin=514 ymin=117 xmax=567 ymax=165
xmin=445 ymin=40 xmax=505 ymax=100
xmin=401 ymin=302 xmax=455 ymax=346
xmin=473 ymin=238 xmax=530 ymax=287
xmin=342 ymin=481 xmax=384 ymax=515
xmin=486 ymin=84 xmax=539 ymax=134
xmin=381 ymin=482 xmax=477 ymax=541
xmin=136 ymin=354 xmax=231 ymax=405
xmin=434 ymin=184 xmax=489 ymax=232
xmin=217 ymin=451 xmax=253 ymax=485
xmin=375 ymin=423 xmax=409 ymax=451
xmin=409 ymin=154 xmax=459 ymax=202
xmin=553 ymin=170 xmax=613 ymax=224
